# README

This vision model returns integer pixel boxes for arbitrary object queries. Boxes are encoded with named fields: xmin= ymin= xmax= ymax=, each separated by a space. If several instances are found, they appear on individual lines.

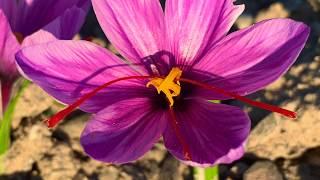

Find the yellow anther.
xmin=147 ymin=68 xmax=182 ymax=107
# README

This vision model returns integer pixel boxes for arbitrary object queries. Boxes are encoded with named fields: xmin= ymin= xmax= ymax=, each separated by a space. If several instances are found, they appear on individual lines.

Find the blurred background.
xmin=1 ymin=0 xmax=320 ymax=179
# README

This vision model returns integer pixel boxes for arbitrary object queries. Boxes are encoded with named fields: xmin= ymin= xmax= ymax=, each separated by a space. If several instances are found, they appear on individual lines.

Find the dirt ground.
xmin=1 ymin=0 xmax=320 ymax=179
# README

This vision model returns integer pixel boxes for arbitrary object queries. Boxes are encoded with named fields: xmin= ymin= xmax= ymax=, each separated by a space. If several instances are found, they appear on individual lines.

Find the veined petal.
xmin=81 ymin=97 xmax=167 ymax=164
xmin=163 ymin=99 xmax=250 ymax=167
xmin=193 ymin=18 xmax=310 ymax=98
xmin=92 ymin=0 xmax=164 ymax=68
xmin=165 ymin=0 xmax=244 ymax=66
xmin=22 ymin=7 xmax=87 ymax=47
xmin=4 ymin=0 xmax=90 ymax=36
xmin=16 ymin=40 xmax=148 ymax=113
xmin=0 ymin=10 xmax=20 ymax=81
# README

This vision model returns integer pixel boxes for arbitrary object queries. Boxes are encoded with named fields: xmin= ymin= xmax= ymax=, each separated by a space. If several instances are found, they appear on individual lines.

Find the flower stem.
xmin=194 ymin=166 xmax=219 ymax=180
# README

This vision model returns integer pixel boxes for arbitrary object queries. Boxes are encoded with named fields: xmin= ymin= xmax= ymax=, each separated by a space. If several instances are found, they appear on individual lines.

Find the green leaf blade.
xmin=0 ymin=80 xmax=30 ymax=155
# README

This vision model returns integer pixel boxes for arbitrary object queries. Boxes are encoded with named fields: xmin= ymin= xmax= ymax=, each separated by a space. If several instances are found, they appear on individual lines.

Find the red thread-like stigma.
xmin=180 ymin=78 xmax=297 ymax=119
xmin=46 ymin=75 xmax=152 ymax=128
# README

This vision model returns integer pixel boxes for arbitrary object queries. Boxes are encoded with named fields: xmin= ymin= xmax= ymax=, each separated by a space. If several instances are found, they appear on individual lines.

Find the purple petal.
xmin=163 ymin=99 xmax=250 ymax=167
xmin=165 ymin=0 xmax=244 ymax=65
xmin=81 ymin=97 xmax=167 ymax=164
xmin=0 ymin=0 xmax=17 ymax=27
xmin=92 ymin=0 xmax=164 ymax=68
xmin=0 ymin=10 xmax=20 ymax=81
xmin=184 ymin=142 xmax=247 ymax=167
xmin=75 ymin=0 xmax=91 ymax=12
xmin=16 ymin=40 xmax=149 ymax=113
xmin=192 ymin=18 xmax=310 ymax=98
xmin=22 ymin=7 xmax=87 ymax=47
xmin=2 ymin=0 xmax=90 ymax=36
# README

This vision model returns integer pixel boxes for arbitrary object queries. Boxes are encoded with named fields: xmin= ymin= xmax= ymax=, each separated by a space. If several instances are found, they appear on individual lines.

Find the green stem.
xmin=194 ymin=166 xmax=219 ymax=180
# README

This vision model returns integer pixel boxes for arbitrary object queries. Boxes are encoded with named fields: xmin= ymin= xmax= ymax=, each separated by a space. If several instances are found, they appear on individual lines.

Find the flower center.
xmin=147 ymin=67 xmax=182 ymax=107
xmin=14 ymin=32 xmax=24 ymax=44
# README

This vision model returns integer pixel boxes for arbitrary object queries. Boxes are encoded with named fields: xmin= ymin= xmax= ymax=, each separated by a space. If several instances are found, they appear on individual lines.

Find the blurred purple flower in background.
xmin=0 ymin=0 xmax=90 ymax=112
xmin=16 ymin=0 xmax=309 ymax=167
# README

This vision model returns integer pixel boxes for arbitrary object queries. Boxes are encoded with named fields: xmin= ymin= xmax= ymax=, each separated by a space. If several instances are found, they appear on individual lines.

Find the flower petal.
xmin=22 ymin=7 xmax=87 ymax=46
xmin=16 ymin=40 xmax=148 ymax=113
xmin=0 ymin=0 xmax=17 ymax=26
xmin=92 ymin=0 xmax=164 ymax=66
xmin=0 ymin=10 xmax=20 ymax=81
xmin=3 ymin=0 xmax=90 ymax=36
xmin=165 ymin=0 xmax=244 ymax=65
xmin=163 ymin=99 xmax=250 ymax=167
xmin=81 ymin=97 xmax=167 ymax=164
xmin=192 ymin=19 xmax=310 ymax=98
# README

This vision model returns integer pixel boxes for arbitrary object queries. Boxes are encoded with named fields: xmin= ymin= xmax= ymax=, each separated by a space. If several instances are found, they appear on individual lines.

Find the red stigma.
xmin=46 ymin=75 xmax=152 ymax=128
xmin=180 ymin=78 xmax=297 ymax=119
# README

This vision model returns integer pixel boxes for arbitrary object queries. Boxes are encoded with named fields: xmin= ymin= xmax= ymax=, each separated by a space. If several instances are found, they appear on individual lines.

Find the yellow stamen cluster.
xmin=147 ymin=68 xmax=182 ymax=107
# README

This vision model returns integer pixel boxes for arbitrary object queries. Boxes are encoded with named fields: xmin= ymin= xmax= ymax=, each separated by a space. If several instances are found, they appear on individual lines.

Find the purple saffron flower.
xmin=0 ymin=0 xmax=90 ymax=112
xmin=16 ymin=0 xmax=309 ymax=167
